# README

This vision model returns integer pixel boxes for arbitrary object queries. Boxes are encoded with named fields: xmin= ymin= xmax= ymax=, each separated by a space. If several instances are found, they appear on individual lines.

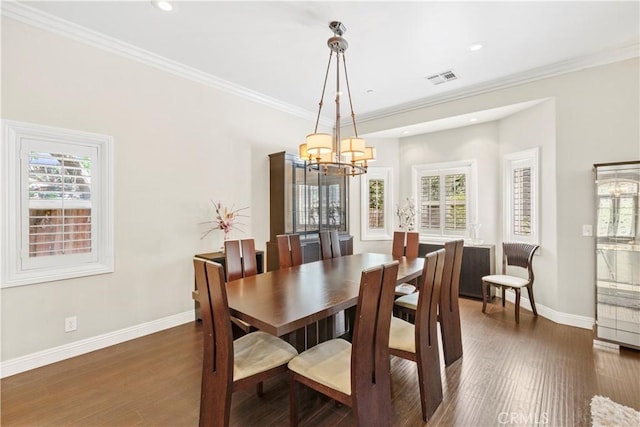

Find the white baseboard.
xmin=1 ymin=310 xmax=195 ymax=378
xmin=593 ymin=339 xmax=620 ymax=350
xmin=502 ymin=290 xmax=594 ymax=330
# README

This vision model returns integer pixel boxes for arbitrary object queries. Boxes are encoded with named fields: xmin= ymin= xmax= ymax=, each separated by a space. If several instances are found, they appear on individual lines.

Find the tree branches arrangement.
xmin=200 ymin=200 xmax=249 ymax=240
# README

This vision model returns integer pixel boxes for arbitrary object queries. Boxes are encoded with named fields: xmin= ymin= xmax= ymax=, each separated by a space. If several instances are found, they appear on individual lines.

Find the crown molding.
xmin=3 ymin=2 xmax=636 ymax=128
xmin=359 ymin=41 xmax=640 ymax=123
xmin=1 ymin=2 xmax=332 ymax=127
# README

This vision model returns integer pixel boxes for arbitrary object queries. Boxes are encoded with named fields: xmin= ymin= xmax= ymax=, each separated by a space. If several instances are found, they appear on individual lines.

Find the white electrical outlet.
xmin=582 ymin=224 xmax=593 ymax=237
xmin=64 ymin=316 xmax=77 ymax=332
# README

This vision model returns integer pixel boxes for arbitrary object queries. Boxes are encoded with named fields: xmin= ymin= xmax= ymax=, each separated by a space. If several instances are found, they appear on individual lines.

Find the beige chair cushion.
xmin=287 ymin=338 xmax=352 ymax=395
xmin=482 ymin=274 xmax=528 ymax=288
xmin=234 ymin=331 xmax=298 ymax=381
xmin=394 ymin=292 xmax=419 ymax=310
xmin=389 ymin=316 xmax=416 ymax=353
xmin=395 ymin=283 xmax=417 ymax=295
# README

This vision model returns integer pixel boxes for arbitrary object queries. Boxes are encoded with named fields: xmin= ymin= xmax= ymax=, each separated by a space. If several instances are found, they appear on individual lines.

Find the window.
xmin=412 ymin=160 xmax=477 ymax=239
xmin=2 ymin=120 xmax=114 ymax=287
xmin=503 ymin=148 xmax=539 ymax=244
xmin=361 ymin=167 xmax=393 ymax=240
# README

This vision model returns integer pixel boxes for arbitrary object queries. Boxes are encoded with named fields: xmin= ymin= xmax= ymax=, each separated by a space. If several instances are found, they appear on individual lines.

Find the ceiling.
xmin=8 ymin=1 xmax=640 ymax=136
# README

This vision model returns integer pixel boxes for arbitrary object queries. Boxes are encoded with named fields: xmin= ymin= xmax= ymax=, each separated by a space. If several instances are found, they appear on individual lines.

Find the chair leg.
xmin=289 ymin=375 xmax=299 ymax=427
xmin=527 ymin=285 xmax=538 ymax=316
xmin=501 ymin=287 xmax=506 ymax=307
xmin=256 ymin=381 xmax=263 ymax=397
xmin=481 ymin=281 xmax=488 ymax=313
xmin=514 ymin=288 xmax=521 ymax=324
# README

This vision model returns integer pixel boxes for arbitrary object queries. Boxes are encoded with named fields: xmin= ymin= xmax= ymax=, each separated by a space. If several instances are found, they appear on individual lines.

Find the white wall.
xmin=356 ymin=58 xmax=639 ymax=320
xmin=398 ymin=121 xmax=501 ymax=245
xmin=0 ymin=18 xmax=311 ymax=361
xmin=349 ymin=138 xmax=400 ymax=255
xmin=498 ymin=99 xmax=558 ymax=310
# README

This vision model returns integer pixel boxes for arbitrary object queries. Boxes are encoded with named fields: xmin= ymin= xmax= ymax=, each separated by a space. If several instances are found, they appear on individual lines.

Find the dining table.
xmin=219 ymin=252 xmax=424 ymax=345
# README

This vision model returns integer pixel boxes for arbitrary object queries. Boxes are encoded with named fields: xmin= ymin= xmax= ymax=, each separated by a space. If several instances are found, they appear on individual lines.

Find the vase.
xmin=220 ymin=230 xmax=230 ymax=253
xmin=470 ymin=223 xmax=482 ymax=245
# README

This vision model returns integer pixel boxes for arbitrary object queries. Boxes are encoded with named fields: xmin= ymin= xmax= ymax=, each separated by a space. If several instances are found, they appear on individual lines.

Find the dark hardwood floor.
xmin=2 ymin=298 xmax=639 ymax=426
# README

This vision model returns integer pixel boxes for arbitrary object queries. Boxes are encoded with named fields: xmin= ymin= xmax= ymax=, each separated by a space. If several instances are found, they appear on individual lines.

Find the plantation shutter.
xmin=420 ymin=175 xmax=440 ymax=229
xmin=22 ymin=139 xmax=97 ymax=269
xmin=512 ymin=166 xmax=532 ymax=235
xmin=444 ymin=173 xmax=466 ymax=231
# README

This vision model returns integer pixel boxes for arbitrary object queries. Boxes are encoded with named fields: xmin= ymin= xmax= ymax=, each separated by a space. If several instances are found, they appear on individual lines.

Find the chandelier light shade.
xmin=299 ymin=21 xmax=375 ymax=176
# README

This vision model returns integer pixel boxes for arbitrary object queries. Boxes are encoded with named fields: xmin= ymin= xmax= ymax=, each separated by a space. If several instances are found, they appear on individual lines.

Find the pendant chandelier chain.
xmin=342 ymin=54 xmax=359 ymax=139
xmin=313 ymin=51 xmax=334 ymax=135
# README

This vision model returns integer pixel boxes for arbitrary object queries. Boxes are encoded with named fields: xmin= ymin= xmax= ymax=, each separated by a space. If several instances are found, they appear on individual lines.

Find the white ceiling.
xmin=8 ymin=1 xmax=640 ymax=136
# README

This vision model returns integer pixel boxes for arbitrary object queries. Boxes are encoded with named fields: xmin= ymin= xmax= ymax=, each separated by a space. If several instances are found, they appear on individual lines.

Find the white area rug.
xmin=591 ymin=395 xmax=640 ymax=427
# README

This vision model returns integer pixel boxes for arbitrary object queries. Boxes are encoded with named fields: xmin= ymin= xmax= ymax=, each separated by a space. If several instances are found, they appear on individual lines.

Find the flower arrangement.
xmin=396 ymin=197 xmax=416 ymax=231
xmin=201 ymin=200 xmax=249 ymax=240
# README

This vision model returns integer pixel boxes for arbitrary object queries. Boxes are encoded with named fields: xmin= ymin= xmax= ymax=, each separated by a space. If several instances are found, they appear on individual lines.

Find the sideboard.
xmin=419 ymin=243 xmax=495 ymax=299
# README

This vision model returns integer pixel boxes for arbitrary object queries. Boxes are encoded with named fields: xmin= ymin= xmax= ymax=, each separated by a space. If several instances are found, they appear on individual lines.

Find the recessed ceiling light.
xmin=151 ymin=1 xmax=173 ymax=12
xmin=469 ymin=118 xmax=478 ymax=122
xmin=403 ymin=130 xmax=410 ymax=135
xmin=468 ymin=43 xmax=484 ymax=52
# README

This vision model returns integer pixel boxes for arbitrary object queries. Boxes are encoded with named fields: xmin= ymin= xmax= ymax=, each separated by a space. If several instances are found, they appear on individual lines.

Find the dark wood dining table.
xmin=223 ymin=252 xmax=424 ymax=338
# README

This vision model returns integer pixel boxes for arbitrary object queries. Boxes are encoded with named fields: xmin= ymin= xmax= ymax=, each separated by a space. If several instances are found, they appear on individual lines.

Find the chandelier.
xmin=299 ymin=21 xmax=375 ymax=176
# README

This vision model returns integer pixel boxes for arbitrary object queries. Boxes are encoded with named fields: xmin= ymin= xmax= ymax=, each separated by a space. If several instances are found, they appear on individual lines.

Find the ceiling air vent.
xmin=426 ymin=69 xmax=459 ymax=85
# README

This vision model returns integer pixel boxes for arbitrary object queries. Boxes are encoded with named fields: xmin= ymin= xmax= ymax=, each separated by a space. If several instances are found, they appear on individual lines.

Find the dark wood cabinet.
xmin=267 ymin=151 xmax=353 ymax=271
xmin=419 ymin=243 xmax=495 ymax=299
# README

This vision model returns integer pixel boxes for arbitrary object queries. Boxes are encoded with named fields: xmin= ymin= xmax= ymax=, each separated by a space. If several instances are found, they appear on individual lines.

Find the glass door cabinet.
xmin=267 ymin=151 xmax=352 ymax=271
xmin=594 ymin=161 xmax=640 ymax=349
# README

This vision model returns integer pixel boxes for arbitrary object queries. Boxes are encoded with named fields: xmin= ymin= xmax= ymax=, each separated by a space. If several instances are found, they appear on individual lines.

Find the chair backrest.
xmin=319 ymin=231 xmax=333 ymax=260
xmin=441 ymin=239 xmax=464 ymax=313
xmin=193 ymin=258 xmax=234 ymax=425
xmin=276 ymin=234 xmax=292 ymax=269
xmin=439 ymin=240 xmax=464 ymax=367
xmin=350 ymin=261 xmax=399 ymax=424
xmin=329 ymin=230 xmax=342 ymax=258
xmin=241 ymin=239 xmax=257 ymax=277
xmin=224 ymin=240 xmax=243 ymax=281
xmin=502 ymin=242 xmax=539 ymax=283
xmin=415 ymin=250 xmax=445 ymax=350
xmin=405 ymin=232 xmax=420 ymax=258
xmin=414 ymin=249 xmax=445 ymax=415
xmin=392 ymin=231 xmax=405 ymax=257
xmin=289 ymin=234 xmax=303 ymax=266
xmin=276 ymin=234 xmax=303 ymax=269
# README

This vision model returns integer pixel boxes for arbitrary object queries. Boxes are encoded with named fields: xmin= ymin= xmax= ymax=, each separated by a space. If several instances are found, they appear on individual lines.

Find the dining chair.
xmin=320 ymin=230 xmax=342 ymax=260
xmin=276 ymin=234 xmax=303 ymax=269
xmin=329 ymin=229 xmax=342 ymax=257
xmin=193 ymin=258 xmax=298 ymax=427
xmin=225 ymin=239 xmax=258 ymax=335
xmin=482 ymin=242 xmax=540 ymax=324
xmin=319 ymin=230 xmax=333 ymax=260
xmin=394 ymin=231 xmax=421 ymax=296
xmin=388 ymin=249 xmax=445 ymax=422
xmin=392 ymin=231 xmax=406 ymax=257
xmin=224 ymin=240 xmax=243 ymax=281
xmin=394 ymin=239 xmax=465 ymax=366
xmin=240 ymin=238 xmax=257 ymax=277
xmin=288 ymin=261 xmax=399 ymax=426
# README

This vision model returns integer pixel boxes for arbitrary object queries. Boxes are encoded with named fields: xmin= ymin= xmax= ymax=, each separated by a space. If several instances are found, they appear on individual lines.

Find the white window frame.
xmin=503 ymin=147 xmax=539 ymax=245
xmin=412 ymin=159 xmax=477 ymax=242
xmin=361 ymin=167 xmax=393 ymax=241
xmin=1 ymin=120 xmax=114 ymax=287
